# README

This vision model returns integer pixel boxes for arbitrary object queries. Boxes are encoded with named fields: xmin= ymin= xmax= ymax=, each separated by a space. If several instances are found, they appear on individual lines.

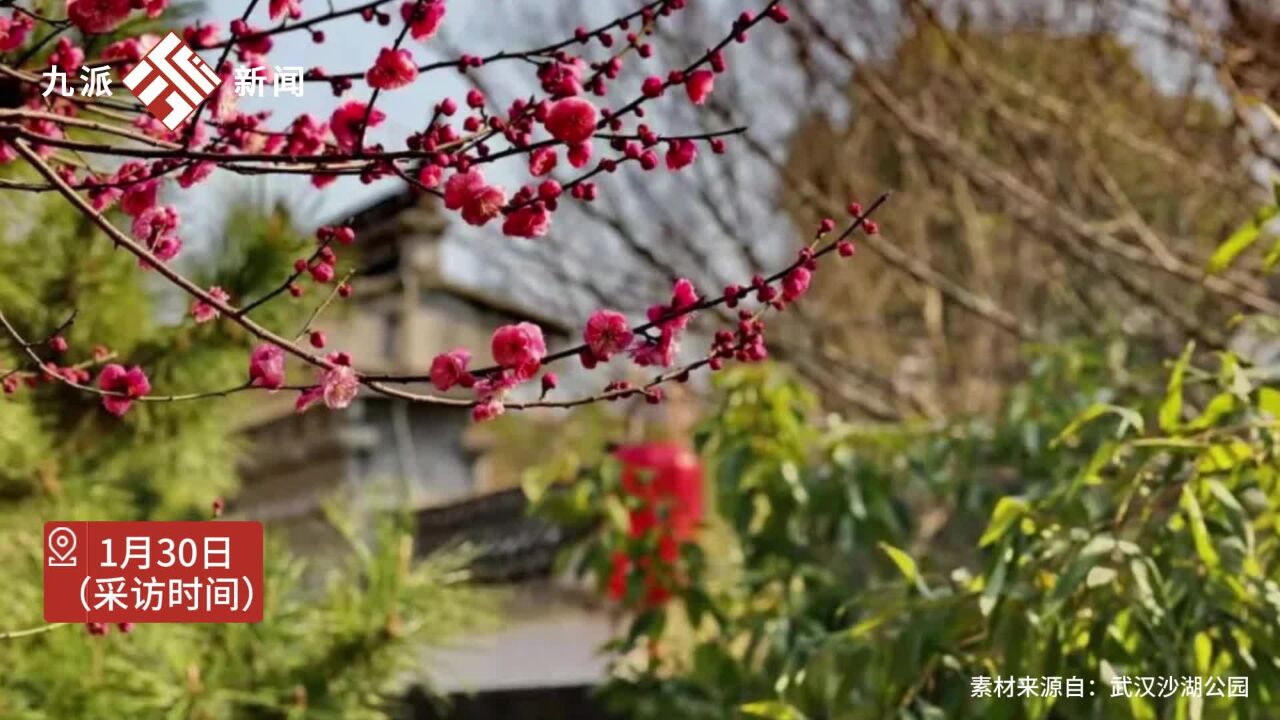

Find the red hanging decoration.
xmin=607 ymin=442 xmax=704 ymax=607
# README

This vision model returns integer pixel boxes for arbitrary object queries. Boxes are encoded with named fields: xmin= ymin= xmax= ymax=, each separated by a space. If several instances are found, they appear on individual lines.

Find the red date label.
xmin=43 ymin=521 xmax=263 ymax=623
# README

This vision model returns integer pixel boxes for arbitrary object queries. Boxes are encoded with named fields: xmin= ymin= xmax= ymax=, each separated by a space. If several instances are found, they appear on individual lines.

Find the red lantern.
xmin=606 ymin=442 xmax=704 ymax=606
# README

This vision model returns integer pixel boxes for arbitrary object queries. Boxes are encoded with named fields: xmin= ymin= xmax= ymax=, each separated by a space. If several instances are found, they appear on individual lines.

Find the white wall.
xmin=418 ymin=583 xmax=622 ymax=694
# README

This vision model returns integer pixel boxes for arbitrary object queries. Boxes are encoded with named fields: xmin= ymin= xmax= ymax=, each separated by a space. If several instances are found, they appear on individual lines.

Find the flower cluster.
xmin=248 ymin=344 xmax=285 ymax=389
xmin=97 ymin=364 xmax=151 ymax=417
xmin=85 ymin=621 xmax=134 ymax=636
xmin=623 ymin=278 xmax=699 ymax=369
xmin=402 ymin=0 xmax=446 ymax=41
xmin=443 ymin=169 xmax=507 ymax=227
xmin=191 ymin=287 xmax=230 ymax=324
xmin=66 ymin=0 xmax=166 ymax=36
xmin=0 ymin=12 xmax=32 ymax=51
xmin=295 ymin=354 xmax=360 ymax=413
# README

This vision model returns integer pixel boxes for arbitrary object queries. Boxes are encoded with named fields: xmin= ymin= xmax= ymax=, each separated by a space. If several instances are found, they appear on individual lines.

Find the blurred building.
xmin=229 ymin=190 xmax=623 ymax=719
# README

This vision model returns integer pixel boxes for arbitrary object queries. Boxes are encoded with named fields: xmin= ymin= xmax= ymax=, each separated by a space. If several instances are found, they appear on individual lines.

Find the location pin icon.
xmin=48 ymin=527 xmax=76 ymax=564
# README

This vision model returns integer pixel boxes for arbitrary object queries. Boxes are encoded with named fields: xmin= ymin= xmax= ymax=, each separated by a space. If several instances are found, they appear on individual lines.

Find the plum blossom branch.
xmin=373 ymin=193 xmax=890 ymax=384
xmin=11 ymin=141 xmax=354 ymax=376
xmin=294 ymin=269 xmax=355 ymax=342
xmin=0 ymin=0 xmax=872 ymax=425
xmin=0 ymin=307 xmax=261 ymax=405
xmin=0 ymin=623 xmax=67 ymax=641
xmin=310 ymin=0 xmax=672 ymax=83
xmin=354 ymin=0 xmax=422 ymax=152
xmin=0 ymin=116 xmax=744 ymax=174
xmin=377 ymin=193 xmax=884 ymax=422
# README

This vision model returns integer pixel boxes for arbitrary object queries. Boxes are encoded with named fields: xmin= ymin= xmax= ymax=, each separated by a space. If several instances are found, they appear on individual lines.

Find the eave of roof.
xmin=343 ymin=186 xmax=574 ymax=334
xmin=415 ymin=487 xmax=593 ymax=583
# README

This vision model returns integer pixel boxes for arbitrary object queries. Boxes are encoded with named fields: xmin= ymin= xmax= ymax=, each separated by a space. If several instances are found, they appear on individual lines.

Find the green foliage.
xmin=542 ymin=336 xmax=1280 ymax=719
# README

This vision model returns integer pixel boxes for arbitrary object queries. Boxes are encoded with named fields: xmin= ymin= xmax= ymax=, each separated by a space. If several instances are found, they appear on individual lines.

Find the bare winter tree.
xmin=504 ymin=0 xmax=1280 ymax=419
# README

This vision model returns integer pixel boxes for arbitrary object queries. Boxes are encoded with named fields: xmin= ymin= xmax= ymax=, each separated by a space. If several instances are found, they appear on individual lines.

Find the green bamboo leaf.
xmin=1186 ymin=393 xmax=1236 ymax=431
xmin=1262 ymin=234 xmax=1280 ymax=273
xmin=1206 ymin=479 xmax=1245 ymax=516
xmin=1194 ymin=632 xmax=1213 ymax=675
xmin=980 ymin=497 xmax=1028 ymax=548
xmin=1159 ymin=342 xmax=1194 ymax=433
xmin=1196 ymin=440 xmax=1254 ymax=473
xmin=1180 ymin=485 xmax=1220 ymax=571
xmin=1052 ymin=403 xmax=1144 ymax=447
xmin=1129 ymin=558 xmax=1155 ymax=608
xmin=1208 ymin=220 xmax=1263 ymax=273
xmin=980 ymin=544 xmax=1014 ymax=617
xmin=845 ymin=610 xmax=894 ymax=640
xmin=878 ymin=542 xmax=918 ymax=584
xmin=741 ymin=701 xmax=808 ymax=720
xmin=1259 ymin=387 xmax=1280 ymax=418
xmin=1129 ymin=438 xmax=1207 ymax=450
xmin=1071 ymin=440 xmax=1118 ymax=492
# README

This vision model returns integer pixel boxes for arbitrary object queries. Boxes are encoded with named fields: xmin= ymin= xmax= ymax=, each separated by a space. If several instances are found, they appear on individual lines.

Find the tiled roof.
xmin=414 ymin=487 xmax=592 ymax=583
